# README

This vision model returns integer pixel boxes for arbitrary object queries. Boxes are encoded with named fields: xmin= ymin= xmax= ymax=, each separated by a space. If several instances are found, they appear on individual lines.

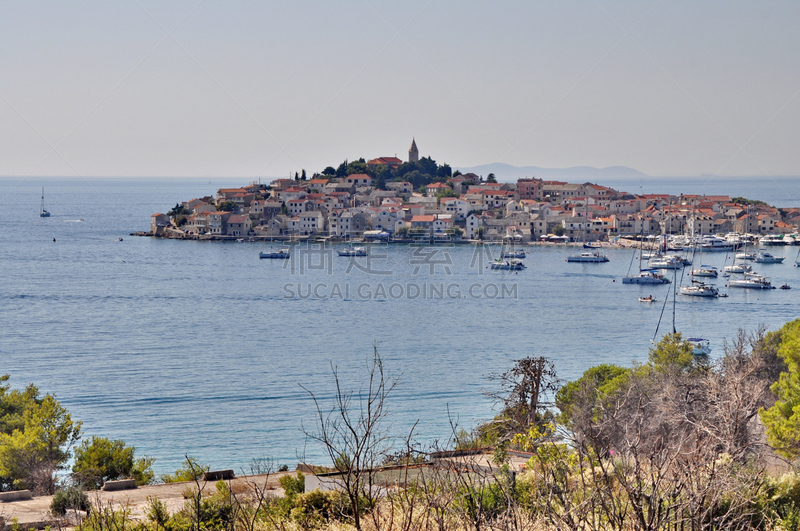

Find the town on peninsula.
xmin=144 ymin=140 xmax=800 ymax=244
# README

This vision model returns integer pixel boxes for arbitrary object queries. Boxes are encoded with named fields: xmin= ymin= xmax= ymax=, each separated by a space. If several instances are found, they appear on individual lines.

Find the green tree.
xmin=217 ymin=200 xmax=236 ymax=212
xmin=761 ymin=320 xmax=800 ymax=458
xmin=0 ymin=377 xmax=82 ymax=494
xmin=647 ymin=332 xmax=696 ymax=372
xmin=346 ymin=160 xmax=371 ymax=176
xmin=436 ymin=188 xmax=457 ymax=204
xmin=322 ymin=166 xmax=336 ymax=176
xmin=335 ymin=160 xmax=348 ymax=177
xmin=301 ymin=169 xmax=307 ymax=180
xmin=552 ymin=225 xmax=565 ymax=236
xmin=555 ymin=364 xmax=630 ymax=427
xmin=72 ymin=436 xmax=155 ymax=490
xmin=487 ymin=173 xmax=497 ymax=183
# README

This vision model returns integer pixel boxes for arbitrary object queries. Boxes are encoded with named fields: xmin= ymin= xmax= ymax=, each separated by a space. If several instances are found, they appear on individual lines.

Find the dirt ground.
xmin=0 ymin=472 xmax=292 ymax=531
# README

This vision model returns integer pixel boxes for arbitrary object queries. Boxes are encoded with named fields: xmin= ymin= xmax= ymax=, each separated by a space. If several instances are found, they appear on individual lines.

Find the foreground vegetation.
xmin=6 ymin=321 xmax=800 ymax=530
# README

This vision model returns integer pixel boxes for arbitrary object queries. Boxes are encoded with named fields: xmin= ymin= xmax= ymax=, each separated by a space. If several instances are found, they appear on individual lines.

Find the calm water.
xmin=1 ymin=176 xmax=799 ymax=474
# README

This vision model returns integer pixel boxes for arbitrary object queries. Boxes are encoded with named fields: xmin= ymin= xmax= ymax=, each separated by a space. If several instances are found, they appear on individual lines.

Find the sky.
xmin=1 ymin=1 xmax=799 ymax=179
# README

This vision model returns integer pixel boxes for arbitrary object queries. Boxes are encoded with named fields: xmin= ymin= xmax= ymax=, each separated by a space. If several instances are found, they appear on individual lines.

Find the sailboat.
xmin=39 ymin=188 xmax=50 ymax=217
xmin=680 ymin=218 xmax=720 ymax=298
xmin=623 ymin=225 xmax=670 ymax=284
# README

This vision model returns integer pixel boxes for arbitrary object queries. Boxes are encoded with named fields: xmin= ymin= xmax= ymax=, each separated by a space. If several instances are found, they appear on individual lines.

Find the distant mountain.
xmin=454 ymin=163 xmax=648 ymax=182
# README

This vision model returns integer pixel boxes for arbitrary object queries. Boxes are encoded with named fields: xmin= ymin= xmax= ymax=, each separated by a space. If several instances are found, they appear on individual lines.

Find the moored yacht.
xmin=690 ymin=265 xmax=718 ymax=278
xmin=338 ymin=246 xmax=367 ymax=257
xmin=567 ymin=251 xmax=609 ymax=263
xmin=754 ymin=252 xmax=785 ymax=264
xmin=680 ymin=282 xmax=719 ymax=297
xmin=259 ymin=248 xmax=290 ymax=259
xmin=688 ymin=338 xmax=712 ymax=356
xmin=622 ymin=270 xmax=671 ymax=285
xmin=491 ymin=258 xmax=526 ymax=270
xmin=729 ymin=274 xmax=774 ymax=289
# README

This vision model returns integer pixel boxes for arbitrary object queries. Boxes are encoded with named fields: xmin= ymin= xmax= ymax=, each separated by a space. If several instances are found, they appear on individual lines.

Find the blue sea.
xmin=1 ymin=175 xmax=799 ymax=474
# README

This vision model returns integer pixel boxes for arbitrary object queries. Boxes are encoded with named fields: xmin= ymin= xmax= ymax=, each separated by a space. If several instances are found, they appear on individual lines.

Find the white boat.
xmin=648 ymin=256 xmax=684 ymax=269
xmin=622 ymin=270 xmax=671 ymax=285
xmin=736 ymin=252 xmax=756 ymax=261
xmin=729 ymin=275 xmax=774 ymax=289
xmin=491 ymin=259 xmax=526 ymax=270
xmin=40 ymin=188 xmax=50 ymax=218
xmin=690 ymin=265 xmax=718 ymax=278
xmin=501 ymin=249 xmax=526 ymax=259
xmin=338 ymin=246 xmax=367 ymax=257
xmin=754 ymin=252 xmax=785 ymax=264
xmin=680 ymin=282 xmax=719 ymax=297
xmin=760 ymin=235 xmax=787 ymax=246
xmin=639 ymin=295 xmax=657 ymax=302
xmin=724 ymin=263 xmax=752 ymax=274
xmin=567 ymin=251 xmax=609 ymax=263
xmin=259 ymin=248 xmax=290 ymax=259
xmin=698 ymin=235 xmax=734 ymax=252
xmin=687 ymin=338 xmax=711 ymax=356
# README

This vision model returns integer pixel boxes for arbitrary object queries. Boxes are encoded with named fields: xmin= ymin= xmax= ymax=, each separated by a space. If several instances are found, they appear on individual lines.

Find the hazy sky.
xmin=1 ymin=1 xmax=799 ymax=178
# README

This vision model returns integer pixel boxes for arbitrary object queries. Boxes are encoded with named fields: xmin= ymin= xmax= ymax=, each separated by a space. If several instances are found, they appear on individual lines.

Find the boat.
xmin=39 ymin=188 xmax=50 ymax=218
xmin=736 ymin=252 xmax=756 ymax=261
xmin=648 ymin=256 xmax=684 ymax=269
xmin=780 ymin=284 xmax=791 ymax=290
xmin=567 ymin=251 xmax=609 ymax=263
xmin=259 ymin=248 xmax=290 ymax=259
xmin=687 ymin=338 xmax=711 ymax=356
xmin=760 ymin=234 xmax=787 ymax=246
xmin=624 ymin=229 xmax=671 ymax=284
xmin=698 ymin=235 xmax=735 ymax=252
xmin=728 ymin=274 xmax=774 ymax=289
xmin=500 ymin=247 xmax=526 ymax=259
xmin=724 ymin=263 xmax=752 ymax=274
xmin=680 ymin=283 xmax=720 ymax=297
xmin=491 ymin=259 xmax=526 ymax=271
xmin=754 ymin=251 xmax=785 ymax=264
xmin=639 ymin=295 xmax=657 ymax=302
xmin=338 ymin=246 xmax=367 ymax=257
xmin=690 ymin=265 xmax=718 ymax=278
xmin=583 ymin=242 xmax=602 ymax=249
xmin=622 ymin=270 xmax=671 ymax=285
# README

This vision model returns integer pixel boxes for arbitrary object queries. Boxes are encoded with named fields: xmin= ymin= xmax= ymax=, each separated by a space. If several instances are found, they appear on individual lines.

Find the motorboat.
xmin=729 ymin=275 xmax=774 ymax=289
xmin=622 ymin=270 xmax=671 ymax=285
xmin=699 ymin=235 xmax=735 ymax=252
xmin=338 ymin=246 xmax=367 ymax=257
xmin=688 ymin=338 xmax=711 ymax=356
xmin=760 ymin=235 xmax=787 ymax=246
xmin=724 ymin=263 xmax=752 ymax=274
xmin=583 ymin=242 xmax=602 ymax=249
xmin=780 ymin=284 xmax=791 ymax=290
xmin=690 ymin=265 xmax=718 ymax=278
xmin=680 ymin=282 xmax=720 ymax=298
xmin=648 ymin=256 xmax=684 ymax=269
xmin=754 ymin=252 xmax=785 ymax=264
xmin=567 ymin=251 xmax=609 ymax=263
xmin=259 ymin=248 xmax=290 ymax=259
xmin=491 ymin=259 xmax=526 ymax=271
xmin=501 ymin=249 xmax=526 ymax=259
xmin=736 ymin=252 xmax=756 ymax=261
xmin=639 ymin=295 xmax=657 ymax=302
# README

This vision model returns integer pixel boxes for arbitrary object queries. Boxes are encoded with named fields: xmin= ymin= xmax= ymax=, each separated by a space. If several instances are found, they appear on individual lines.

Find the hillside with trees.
xmin=7 ymin=321 xmax=800 ymax=530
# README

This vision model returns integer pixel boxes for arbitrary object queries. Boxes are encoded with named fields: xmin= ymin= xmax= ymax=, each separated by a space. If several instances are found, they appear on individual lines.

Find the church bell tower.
xmin=408 ymin=138 xmax=419 ymax=164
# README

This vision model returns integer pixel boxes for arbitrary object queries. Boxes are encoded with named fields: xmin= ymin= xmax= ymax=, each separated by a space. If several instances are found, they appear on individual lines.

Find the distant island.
xmin=142 ymin=139 xmax=800 ymax=243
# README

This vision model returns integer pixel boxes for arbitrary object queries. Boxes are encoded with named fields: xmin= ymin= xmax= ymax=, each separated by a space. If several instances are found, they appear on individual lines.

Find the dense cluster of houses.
xmin=151 ymin=168 xmax=800 ymax=242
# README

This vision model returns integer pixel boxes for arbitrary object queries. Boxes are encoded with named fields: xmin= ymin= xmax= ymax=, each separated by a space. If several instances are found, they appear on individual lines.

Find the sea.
xmin=1 ymin=174 xmax=799 ymax=475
